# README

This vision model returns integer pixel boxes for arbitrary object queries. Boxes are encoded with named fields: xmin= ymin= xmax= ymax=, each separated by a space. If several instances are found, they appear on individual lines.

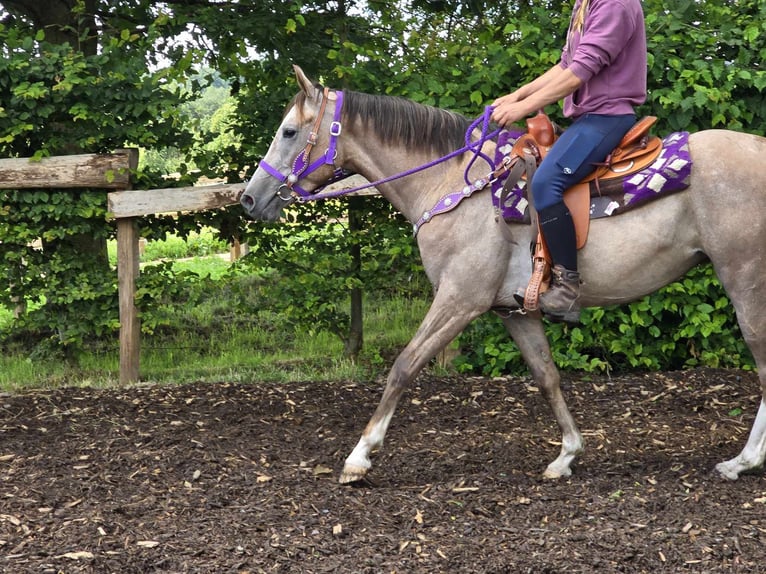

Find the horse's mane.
xmin=290 ymin=87 xmax=473 ymax=157
xmin=343 ymin=90 xmax=473 ymax=157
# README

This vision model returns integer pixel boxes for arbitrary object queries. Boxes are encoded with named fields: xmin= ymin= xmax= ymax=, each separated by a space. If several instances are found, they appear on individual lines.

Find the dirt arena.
xmin=1 ymin=368 xmax=765 ymax=573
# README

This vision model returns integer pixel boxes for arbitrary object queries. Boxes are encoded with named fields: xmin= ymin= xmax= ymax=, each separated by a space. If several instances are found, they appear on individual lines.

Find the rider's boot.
xmin=539 ymin=264 xmax=581 ymax=323
xmin=537 ymin=202 xmax=581 ymax=323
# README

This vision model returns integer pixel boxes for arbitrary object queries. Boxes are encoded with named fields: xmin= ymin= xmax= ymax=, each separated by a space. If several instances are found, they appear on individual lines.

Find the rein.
xmin=309 ymin=104 xmax=503 ymax=198
xmin=259 ymin=88 xmax=513 ymax=234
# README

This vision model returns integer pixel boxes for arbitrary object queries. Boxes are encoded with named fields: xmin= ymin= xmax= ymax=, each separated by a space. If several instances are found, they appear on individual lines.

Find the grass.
xmin=152 ymin=255 xmax=231 ymax=279
xmin=107 ymin=227 xmax=229 ymax=265
xmin=1 ymin=231 xmax=434 ymax=391
xmin=135 ymin=287 xmax=432 ymax=385
xmin=0 ymin=293 xmax=430 ymax=390
xmin=135 ymin=303 xmax=415 ymax=384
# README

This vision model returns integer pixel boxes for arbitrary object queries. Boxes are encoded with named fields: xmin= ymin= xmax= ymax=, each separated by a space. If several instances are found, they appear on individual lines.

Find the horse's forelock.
xmin=341 ymin=91 xmax=472 ymax=156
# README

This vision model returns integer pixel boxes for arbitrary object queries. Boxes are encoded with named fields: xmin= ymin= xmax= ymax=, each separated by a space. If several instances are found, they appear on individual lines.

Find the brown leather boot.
xmin=539 ymin=264 xmax=581 ymax=323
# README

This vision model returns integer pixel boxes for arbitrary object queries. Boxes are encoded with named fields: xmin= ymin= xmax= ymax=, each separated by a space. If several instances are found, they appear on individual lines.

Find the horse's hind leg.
xmin=711 ymin=260 xmax=766 ymax=479
xmin=339 ymin=287 xmax=482 ymax=484
xmin=714 ymin=327 xmax=766 ymax=479
xmin=502 ymin=314 xmax=583 ymax=477
xmin=716 ymin=400 xmax=766 ymax=480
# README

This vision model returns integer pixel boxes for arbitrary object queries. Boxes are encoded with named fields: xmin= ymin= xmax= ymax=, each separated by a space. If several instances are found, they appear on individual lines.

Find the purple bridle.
xmin=258 ymin=87 xmax=349 ymax=201
xmin=257 ymin=87 xmax=507 ymax=229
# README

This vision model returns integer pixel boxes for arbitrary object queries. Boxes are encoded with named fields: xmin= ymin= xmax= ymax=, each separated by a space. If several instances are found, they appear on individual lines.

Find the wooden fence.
xmin=2 ymin=150 xmax=373 ymax=385
xmin=108 ymin=182 xmax=245 ymax=385
xmin=0 ymin=149 xmax=243 ymax=384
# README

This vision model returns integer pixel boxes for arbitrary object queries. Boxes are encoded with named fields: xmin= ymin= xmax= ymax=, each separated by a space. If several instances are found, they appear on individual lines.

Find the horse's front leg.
xmin=502 ymin=313 xmax=583 ymax=478
xmin=340 ymin=289 xmax=481 ymax=484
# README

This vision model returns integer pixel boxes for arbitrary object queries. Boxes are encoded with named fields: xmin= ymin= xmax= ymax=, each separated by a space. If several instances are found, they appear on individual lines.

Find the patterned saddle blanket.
xmin=491 ymin=130 xmax=693 ymax=223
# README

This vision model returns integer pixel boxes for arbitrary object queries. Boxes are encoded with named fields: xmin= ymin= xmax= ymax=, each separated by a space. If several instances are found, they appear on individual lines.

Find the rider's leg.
xmin=531 ymin=113 xmax=636 ymax=322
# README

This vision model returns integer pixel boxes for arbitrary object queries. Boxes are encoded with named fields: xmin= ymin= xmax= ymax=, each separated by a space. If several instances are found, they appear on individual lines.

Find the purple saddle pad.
xmin=491 ymin=130 xmax=692 ymax=222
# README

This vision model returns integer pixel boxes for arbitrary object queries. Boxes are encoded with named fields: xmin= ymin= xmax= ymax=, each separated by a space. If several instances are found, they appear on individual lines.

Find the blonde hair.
xmin=572 ymin=0 xmax=590 ymax=32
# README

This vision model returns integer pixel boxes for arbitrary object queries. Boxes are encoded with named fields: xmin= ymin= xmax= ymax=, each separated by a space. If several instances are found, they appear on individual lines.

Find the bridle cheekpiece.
xmin=258 ymin=87 xmax=348 ymax=201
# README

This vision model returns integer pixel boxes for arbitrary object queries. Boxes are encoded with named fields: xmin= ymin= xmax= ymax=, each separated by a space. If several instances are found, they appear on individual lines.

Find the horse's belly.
xmin=577 ymin=193 xmax=705 ymax=305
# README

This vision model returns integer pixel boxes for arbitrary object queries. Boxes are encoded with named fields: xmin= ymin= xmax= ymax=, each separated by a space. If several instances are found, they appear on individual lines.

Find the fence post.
xmin=117 ymin=218 xmax=140 ymax=385
xmin=115 ymin=149 xmax=140 ymax=385
xmin=108 ymin=179 xmax=244 ymax=385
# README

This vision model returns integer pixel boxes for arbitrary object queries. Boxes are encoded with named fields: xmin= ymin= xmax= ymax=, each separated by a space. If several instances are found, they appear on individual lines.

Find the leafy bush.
xmin=237 ymin=196 xmax=428 ymax=354
xmin=0 ymin=189 xmax=119 ymax=358
xmin=456 ymin=264 xmax=754 ymax=376
xmin=0 ymin=26 xmax=194 ymax=358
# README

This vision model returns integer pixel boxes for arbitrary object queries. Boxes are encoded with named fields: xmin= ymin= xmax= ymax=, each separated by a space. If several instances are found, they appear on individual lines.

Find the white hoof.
xmin=542 ymin=464 xmax=572 ymax=480
xmin=715 ymin=462 xmax=740 ymax=481
xmin=339 ymin=464 xmax=370 ymax=484
xmin=543 ymin=443 xmax=581 ymax=479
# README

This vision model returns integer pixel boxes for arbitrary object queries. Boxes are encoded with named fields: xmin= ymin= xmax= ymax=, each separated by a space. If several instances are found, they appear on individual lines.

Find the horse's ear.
xmin=293 ymin=65 xmax=318 ymax=99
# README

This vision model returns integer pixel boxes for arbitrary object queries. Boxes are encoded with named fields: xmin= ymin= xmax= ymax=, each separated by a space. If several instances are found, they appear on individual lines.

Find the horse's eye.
xmin=282 ymin=127 xmax=297 ymax=139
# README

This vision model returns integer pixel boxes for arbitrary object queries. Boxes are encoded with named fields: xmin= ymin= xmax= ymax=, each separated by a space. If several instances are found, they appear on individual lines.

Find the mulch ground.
xmin=1 ymin=368 xmax=765 ymax=573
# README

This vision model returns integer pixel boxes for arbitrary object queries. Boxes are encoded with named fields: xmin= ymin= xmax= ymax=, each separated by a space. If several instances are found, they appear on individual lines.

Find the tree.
xmin=642 ymin=0 xmax=766 ymax=133
xmin=0 ymin=1 xmax=195 ymax=355
xmin=1 ymin=0 xmax=98 ymax=53
xmin=1 ymin=0 xmax=764 ymax=366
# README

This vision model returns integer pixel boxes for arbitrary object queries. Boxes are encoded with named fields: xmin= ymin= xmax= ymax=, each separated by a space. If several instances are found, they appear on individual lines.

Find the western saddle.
xmin=502 ymin=111 xmax=662 ymax=312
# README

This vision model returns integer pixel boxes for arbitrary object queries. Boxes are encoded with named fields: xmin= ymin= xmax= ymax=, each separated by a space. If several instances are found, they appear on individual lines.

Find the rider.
xmin=491 ymin=0 xmax=647 ymax=322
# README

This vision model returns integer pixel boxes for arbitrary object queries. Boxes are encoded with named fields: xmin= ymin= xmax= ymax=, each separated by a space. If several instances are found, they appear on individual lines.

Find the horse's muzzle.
xmin=239 ymin=188 xmax=290 ymax=222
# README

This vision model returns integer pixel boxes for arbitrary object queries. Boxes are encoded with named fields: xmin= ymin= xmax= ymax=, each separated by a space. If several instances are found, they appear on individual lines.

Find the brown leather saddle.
xmin=503 ymin=112 xmax=662 ymax=312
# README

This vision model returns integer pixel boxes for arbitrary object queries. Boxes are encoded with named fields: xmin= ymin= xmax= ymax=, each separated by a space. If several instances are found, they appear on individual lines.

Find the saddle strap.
xmin=523 ymin=232 xmax=550 ymax=312
xmin=497 ymin=152 xmax=551 ymax=309
xmin=498 ymin=152 xmax=537 ymax=210
xmin=495 ymin=150 xmax=538 ymax=242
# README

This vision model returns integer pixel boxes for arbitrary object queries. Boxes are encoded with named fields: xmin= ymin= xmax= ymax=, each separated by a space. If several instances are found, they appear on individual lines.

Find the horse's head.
xmin=240 ymin=65 xmax=345 ymax=221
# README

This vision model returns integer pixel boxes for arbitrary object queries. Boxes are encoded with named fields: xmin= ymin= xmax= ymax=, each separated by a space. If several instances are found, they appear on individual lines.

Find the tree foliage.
xmin=0 ymin=0 xmax=764 ymax=369
xmin=643 ymin=0 xmax=766 ymax=132
xmin=0 ymin=3 xmax=195 ymax=354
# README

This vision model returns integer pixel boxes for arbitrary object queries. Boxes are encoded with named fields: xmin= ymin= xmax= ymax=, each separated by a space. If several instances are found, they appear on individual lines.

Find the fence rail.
xmin=107 ymin=183 xmax=244 ymax=218
xmin=2 ymin=150 xmax=374 ymax=385
xmin=0 ymin=150 xmax=135 ymax=189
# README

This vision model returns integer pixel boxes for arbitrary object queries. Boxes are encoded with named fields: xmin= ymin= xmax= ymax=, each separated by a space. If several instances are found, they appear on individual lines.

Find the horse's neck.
xmin=342 ymin=137 xmax=491 ymax=225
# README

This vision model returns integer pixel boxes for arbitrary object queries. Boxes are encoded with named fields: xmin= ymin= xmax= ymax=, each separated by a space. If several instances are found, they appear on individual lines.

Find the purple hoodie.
xmin=561 ymin=0 xmax=647 ymax=118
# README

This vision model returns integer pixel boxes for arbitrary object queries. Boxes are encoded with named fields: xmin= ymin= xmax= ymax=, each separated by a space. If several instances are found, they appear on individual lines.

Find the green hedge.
xmin=455 ymin=264 xmax=754 ymax=376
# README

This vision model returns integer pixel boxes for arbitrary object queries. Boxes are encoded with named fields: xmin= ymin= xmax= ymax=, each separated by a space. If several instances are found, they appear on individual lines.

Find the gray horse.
xmin=240 ymin=65 xmax=766 ymax=485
